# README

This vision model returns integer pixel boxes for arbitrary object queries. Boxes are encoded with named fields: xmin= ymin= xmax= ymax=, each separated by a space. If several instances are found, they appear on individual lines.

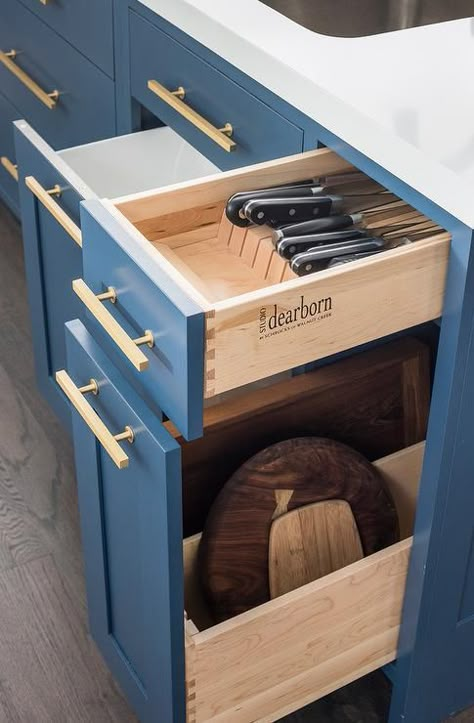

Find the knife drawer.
xmin=79 ymin=146 xmax=450 ymax=440
xmin=182 ymin=441 xmax=423 ymax=722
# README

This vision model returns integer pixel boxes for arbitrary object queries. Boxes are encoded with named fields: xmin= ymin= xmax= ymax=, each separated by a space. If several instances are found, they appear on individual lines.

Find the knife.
xmin=327 ymin=249 xmax=387 ymax=268
xmin=290 ymin=237 xmax=386 ymax=276
xmin=225 ymin=182 xmax=322 ymax=227
xmin=327 ymin=238 xmax=413 ymax=268
xmin=276 ymin=228 xmax=369 ymax=259
xmin=273 ymin=214 xmax=364 ymax=241
xmin=243 ymin=195 xmax=346 ymax=227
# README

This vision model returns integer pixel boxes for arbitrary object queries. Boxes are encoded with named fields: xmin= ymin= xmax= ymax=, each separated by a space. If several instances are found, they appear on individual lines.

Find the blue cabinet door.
xmin=79 ymin=199 xmax=206 ymax=441
xmin=62 ymin=319 xmax=185 ymax=723
xmin=0 ymin=91 xmax=21 ymax=215
xmin=0 ymin=0 xmax=116 ymax=150
xmin=16 ymin=0 xmax=114 ymax=79
xmin=14 ymin=123 xmax=87 ymax=429
xmin=128 ymin=9 xmax=304 ymax=170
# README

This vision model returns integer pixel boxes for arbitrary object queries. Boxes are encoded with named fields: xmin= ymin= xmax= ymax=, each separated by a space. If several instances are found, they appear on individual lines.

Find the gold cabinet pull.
xmin=0 ymin=50 xmax=59 ymax=109
xmin=72 ymin=278 xmax=153 ymax=372
xmin=25 ymin=176 xmax=82 ymax=247
xmin=147 ymin=79 xmax=236 ymax=153
xmin=55 ymin=370 xmax=133 ymax=469
xmin=1 ymin=156 xmax=18 ymax=182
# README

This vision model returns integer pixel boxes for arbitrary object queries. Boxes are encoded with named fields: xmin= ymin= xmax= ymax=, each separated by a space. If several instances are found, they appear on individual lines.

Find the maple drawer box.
xmin=78 ymin=146 xmax=450 ymax=440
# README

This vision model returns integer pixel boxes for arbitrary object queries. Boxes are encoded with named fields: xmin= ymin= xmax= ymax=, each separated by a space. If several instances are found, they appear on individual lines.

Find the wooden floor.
xmin=0 ymin=200 xmax=472 ymax=723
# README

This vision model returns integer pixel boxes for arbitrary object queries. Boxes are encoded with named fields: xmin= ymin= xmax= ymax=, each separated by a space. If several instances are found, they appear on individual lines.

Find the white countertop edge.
xmin=139 ymin=0 xmax=474 ymax=230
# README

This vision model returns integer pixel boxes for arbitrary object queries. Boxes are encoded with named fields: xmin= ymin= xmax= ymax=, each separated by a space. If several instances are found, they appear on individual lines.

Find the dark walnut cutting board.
xmin=199 ymin=438 xmax=400 ymax=622
xmin=175 ymin=337 xmax=430 ymax=537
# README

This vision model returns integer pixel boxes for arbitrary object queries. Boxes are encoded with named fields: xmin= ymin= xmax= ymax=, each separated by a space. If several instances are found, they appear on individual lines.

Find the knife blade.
xmin=327 ymin=238 xmax=413 ymax=268
xmin=290 ymin=237 xmax=386 ymax=276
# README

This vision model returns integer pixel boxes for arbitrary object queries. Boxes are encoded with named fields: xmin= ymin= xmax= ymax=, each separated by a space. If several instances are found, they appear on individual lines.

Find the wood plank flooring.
xmin=0 ymin=200 xmax=471 ymax=722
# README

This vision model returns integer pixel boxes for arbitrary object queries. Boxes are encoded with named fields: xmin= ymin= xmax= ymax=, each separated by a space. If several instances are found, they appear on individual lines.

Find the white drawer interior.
xmin=58 ymin=127 xmax=219 ymax=200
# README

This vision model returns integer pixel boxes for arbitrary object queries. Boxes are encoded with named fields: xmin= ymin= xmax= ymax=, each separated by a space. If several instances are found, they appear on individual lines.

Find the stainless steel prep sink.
xmin=258 ymin=0 xmax=473 ymax=36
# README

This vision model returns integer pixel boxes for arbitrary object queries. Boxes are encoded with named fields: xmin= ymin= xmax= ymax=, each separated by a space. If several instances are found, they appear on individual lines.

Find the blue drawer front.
xmin=0 ymin=0 xmax=115 ymax=149
xmin=129 ymin=10 xmax=304 ymax=170
xmin=17 ymin=0 xmax=114 ymax=78
xmin=64 ymin=319 xmax=185 ymax=723
xmin=0 ymin=90 xmax=20 ymax=214
xmin=15 ymin=124 xmax=84 ymax=429
xmin=80 ymin=199 xmax=206 ymax=441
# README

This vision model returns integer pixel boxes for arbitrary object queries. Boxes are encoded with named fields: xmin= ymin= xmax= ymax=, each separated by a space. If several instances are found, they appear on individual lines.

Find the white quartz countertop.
xmin=140 ymin=0 xmax=474 ymax=228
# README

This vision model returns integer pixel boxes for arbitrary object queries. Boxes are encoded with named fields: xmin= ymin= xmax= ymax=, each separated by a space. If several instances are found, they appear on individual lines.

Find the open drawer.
xmin=79 ymin=147 xmax=450 ymax=440
xmin=62 ymin=319 xmax=425 ymax=723
xmin=14 ymin=120 xmax=218 ymax=426
xmin=183 ymin=441 xmax=423 ymax=723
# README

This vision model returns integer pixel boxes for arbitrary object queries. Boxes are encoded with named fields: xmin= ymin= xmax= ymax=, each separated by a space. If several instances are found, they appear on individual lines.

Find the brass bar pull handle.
xmin=55 ymin=370 xmax=133 ymax=469
xmin=147 ymin=79 xmax=236 ymax=153
xmin=72 ymin=278 xmax=153 ymax=372
xmin=1 ymin=156 xmax=18 ymax=182
xmin=25 ymin=176 xmax=82 ymax=247
xmin=0 ymin=50 xmax=59 ymax=109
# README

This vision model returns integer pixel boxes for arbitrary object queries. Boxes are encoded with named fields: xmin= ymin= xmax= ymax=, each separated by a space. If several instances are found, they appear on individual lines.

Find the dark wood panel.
xmin=178 ymin=336 xmax=430 ymax=536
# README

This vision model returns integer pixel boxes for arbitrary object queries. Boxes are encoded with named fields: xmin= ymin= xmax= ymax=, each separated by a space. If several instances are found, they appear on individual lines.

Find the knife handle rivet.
xmin=257 ymin=211 xmax=265 ymax=219
xmin=305 ymin=264 xmax=313 ymax=272
xmin=289 ymin=208 xmax=296 ymax=216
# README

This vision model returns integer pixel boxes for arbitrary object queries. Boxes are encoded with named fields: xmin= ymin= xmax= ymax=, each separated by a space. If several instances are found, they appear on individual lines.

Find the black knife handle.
xmin=273 ymin=213 xmax=362 ymax=240
xmin=225 ymin=182 xmax=319 ymax=227
xmin=290 ymin=237 xmax=385 ymax=276
xmin=276 ymin=229 xmax=369 ymax=259
xmin=244 ymin=196 xmax=343 ymax=227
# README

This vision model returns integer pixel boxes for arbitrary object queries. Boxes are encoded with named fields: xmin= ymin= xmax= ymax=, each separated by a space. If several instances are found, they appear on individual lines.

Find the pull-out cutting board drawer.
xmin=62 ymin=319 xmax=424 ymax=723
xmin=79 ymin=148 xmax=450 ymax=440
xmin=183 ymin=440 xmax=423 ymax=722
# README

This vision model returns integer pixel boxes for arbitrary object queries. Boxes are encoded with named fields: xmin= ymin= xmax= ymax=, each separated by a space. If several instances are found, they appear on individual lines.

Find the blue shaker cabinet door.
xmin=16 ymin=0 xmax=114 ymax=79
xmin=63 ymin=320 xmax=185 ymax=723
xmin=129 ymin=10 xmax=304 ymax=170
xmin=80 ymin=199 xmax=206 ymax=441
xmin=0 ymin=91 xmax=21 ymax=215
xmin=14 ymin=122 xmax=87 ymax=429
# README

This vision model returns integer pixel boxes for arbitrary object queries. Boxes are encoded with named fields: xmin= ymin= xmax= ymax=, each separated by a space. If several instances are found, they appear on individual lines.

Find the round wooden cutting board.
xmin=199 ymin=437 xmax=400 ymax=622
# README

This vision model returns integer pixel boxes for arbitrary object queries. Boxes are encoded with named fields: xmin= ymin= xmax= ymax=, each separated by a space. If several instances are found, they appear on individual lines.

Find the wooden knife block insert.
xmin=152 ymin=217 xmax=294 ymax=302
xmin=165 ymin=336 xmax=430 ymax=537
xmin=116 ymin=153 xmax=443 ymax=305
